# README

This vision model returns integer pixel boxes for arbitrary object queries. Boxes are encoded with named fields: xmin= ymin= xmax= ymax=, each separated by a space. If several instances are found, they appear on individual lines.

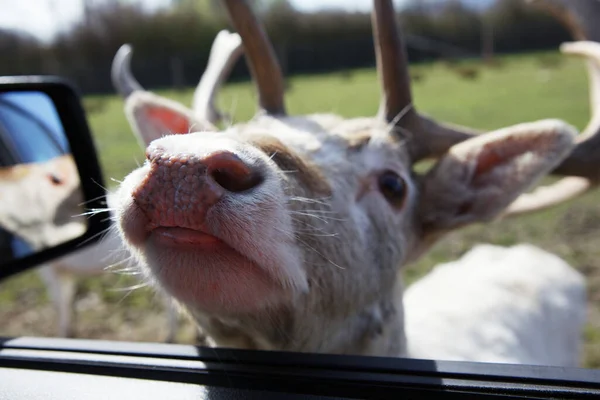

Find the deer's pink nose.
xmin=145 ymin=146 xmax=264 ymax=193
xmin=134 ymin=147 xmax=264 ymax=229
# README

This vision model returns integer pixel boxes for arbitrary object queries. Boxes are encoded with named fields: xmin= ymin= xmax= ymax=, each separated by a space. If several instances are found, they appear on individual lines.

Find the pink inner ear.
xmin=474 ymin=140 xmax=527 ymax=176
xmin=475 ymin=148 xmax=504 ymax=176
xmin=146 ymin=107 xmax=190 ymax=135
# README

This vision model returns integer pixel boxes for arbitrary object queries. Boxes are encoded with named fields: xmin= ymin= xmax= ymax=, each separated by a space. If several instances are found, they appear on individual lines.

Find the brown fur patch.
xmin=344 ymin=129 xmax=404 ymax=153
xmin=249 ymin=136 xmax=332 ymax=196
xmin=345 ymin=130 xmax=372 ymax=151
xmin=0 ymin=164 xmax=31 ymax=181
xmin=0 ymin=155 xmax=75 ymax=182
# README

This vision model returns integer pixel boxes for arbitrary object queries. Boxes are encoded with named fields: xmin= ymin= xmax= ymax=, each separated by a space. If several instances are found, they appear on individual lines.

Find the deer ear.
xmin=124 ymin=91 xmax=216 ymax=148
xmin=418 ymin=119 xmax=576 ymax=239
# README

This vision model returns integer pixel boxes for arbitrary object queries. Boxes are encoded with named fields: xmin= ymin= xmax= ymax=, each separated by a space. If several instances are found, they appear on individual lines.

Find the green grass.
xmin=2 ymin=50 xmax=600 ymax=366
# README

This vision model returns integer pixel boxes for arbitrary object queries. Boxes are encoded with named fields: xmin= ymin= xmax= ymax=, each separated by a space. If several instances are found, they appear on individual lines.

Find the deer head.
xmin=0 ymin=154 xmax=86 ymax=253
xmin=111 ymin=0 xmax=586 ymax=356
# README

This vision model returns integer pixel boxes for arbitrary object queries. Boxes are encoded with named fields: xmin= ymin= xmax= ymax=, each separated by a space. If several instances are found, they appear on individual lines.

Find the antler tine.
xmin=192 ymin=30 xmax=244 ymax=125
xmin=221 ymin=0 xmax=286 ymax=116
xmin=503 ymin=1 xmax=600 ymax=217
xmin=523 ymin=2 xmax=600 ymax=182
xmin=502 ymin=176 xmax=591 ymax=217
xmin=527 ymin=0 xmax=600 ymax=42
xmin=371 ymin=0 xmax=412 ymax=122
xmin=370 ymin=0 xmax=599 ymax=217
xmin=111 ymin=44 xmax=144 ymax=99
xmin=549 ymin=41 xmax=600 ymax=181
xmin=371 ymin=0 xmax=479 ymax=161
xmin=561 ymin=41 xmax=600 ymax=140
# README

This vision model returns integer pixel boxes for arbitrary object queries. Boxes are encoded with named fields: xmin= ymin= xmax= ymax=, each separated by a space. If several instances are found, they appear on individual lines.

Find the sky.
xmin=0 ymin=0 xmax=412 ymax=43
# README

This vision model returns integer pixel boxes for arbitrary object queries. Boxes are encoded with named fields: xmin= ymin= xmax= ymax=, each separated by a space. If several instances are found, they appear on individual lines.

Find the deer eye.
xmin=378 ymin=170 xmax=407 ymax=208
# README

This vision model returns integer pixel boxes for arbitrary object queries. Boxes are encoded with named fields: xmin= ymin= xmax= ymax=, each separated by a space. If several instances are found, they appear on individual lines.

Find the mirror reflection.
xmin=0 ymin=91 xmax=86 ymax=264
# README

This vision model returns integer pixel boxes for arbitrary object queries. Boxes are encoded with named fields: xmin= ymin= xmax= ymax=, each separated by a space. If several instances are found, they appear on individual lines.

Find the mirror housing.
xmin=0 ymin=76 xmax=111 ymax=282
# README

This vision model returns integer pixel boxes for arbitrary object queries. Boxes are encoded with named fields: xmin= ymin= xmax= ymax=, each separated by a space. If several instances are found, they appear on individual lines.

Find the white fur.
xmin=0 ymin=155 xmax=86 ymax=252
xmin=404 ymin=244 xmax=586 ymax=366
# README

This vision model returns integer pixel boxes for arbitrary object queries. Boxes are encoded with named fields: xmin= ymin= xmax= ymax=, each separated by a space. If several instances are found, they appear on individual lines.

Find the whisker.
xmin=299 ymin=232 xmax=339 ymax=238
xmin=290 ymin=211 xmax=331 ymax=224
xmin=79 ymin=193 xmax=109 ymax=206
xmin=73 ymin=225 xmax=114 ymax=248
xmin=295 ymin=237 xmax=345 ymax=270
xmin=74 ymin=208 xmax=115 ymax=217
xmin=111 ymin=269 xmax=143 ymax=276
xmin=273 ymin=226 xmax=295 ymax=240
xmin=290 ymin=216 xmax=332 ymax=233
xmin=288 ymin=196 xmax=331 ymax=206
xmin=298 ymin=209 xmax=340 ymax=215
xmin=110 ymin=281 xmax=152 ymax=306
xmin=104 ymin=254 xmax=136 ymax=272
xmin=276 ymin=224 xmax=338 ymax=240
xmin=101 ymin=215 xmax=116 ymax=223
xmin=91 ymin=178 xmax=110 ymax=193
xmin=389 ymin=103 xmax=413 ymax=128
xmin=290 ymin=211 xmax=346 ymax=223
xmin=109 ymin=282 xmax=149 ymax=292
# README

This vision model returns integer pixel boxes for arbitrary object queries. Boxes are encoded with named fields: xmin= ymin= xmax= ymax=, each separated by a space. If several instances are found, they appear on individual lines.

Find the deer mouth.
xmin=143 ymin=223 xmax=286 ymax=315
xmin=151 ymin=226 xmax=227 ymax=250
xmin=116 ymin=163 xmax=308 ymax=315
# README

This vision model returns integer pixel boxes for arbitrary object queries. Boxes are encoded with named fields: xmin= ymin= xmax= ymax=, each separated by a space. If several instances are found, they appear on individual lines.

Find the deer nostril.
xmin=212 ymin=168 xmax=263 ymax=192
xmin=207 ymin=152 xmax=264 ymax=193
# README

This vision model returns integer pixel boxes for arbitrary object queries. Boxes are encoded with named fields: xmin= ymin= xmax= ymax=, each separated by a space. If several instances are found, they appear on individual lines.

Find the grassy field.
xmin=2 ymin=50 xmax=600 ymax=367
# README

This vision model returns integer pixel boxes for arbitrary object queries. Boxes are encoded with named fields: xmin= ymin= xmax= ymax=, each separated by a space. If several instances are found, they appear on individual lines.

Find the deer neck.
xmin=190 ymin=280 xmax=407 ymax=358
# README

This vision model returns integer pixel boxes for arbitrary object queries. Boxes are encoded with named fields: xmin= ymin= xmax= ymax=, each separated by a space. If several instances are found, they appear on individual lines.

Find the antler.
xmin=112 ymin=30 xmax=243 ymax=126
xmin=111 ymin=44 xmax=143 ymax=98
xmin=527 ymin=0 xmax=600 ymax=41
xmin=192 ymin=30 xmax=243 ymax=125
xmin=503 ymin=176 xmax=591 ymax=216
xmin=221 ymin=0 xmax=286 ymax=116
xmin=503 ymin=1 xmax=600 ymax=216
xmin=502 ymin=42 xmax=600 ymax=216
xmin=371 ymin=0 xmax=479 ymax=161
xmin=371 ymin=0 xmax=600 ymax=216
xmin=550 ymin=41 xmax=600 ymax=178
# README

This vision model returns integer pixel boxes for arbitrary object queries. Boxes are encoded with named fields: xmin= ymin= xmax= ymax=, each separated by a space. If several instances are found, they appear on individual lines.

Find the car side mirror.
xmin=0 ymin=76 xmax=110 ymax=282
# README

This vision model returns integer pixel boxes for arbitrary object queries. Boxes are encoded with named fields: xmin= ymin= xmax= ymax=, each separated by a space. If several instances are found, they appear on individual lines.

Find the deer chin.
xmin=145 ymin=228 xmax=287 ymax=315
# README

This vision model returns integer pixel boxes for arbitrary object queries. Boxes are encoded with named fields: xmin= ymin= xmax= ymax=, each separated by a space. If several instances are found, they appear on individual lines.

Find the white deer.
xmin=31 ymin=31 xmax=244 ymax=341
xmin=106 ymin=0 xmax=598 ymax=366
xmin=403 ymin=243 xmax=586 ymax=366
xmin=0 ymin=154 xmax=86 ymax=260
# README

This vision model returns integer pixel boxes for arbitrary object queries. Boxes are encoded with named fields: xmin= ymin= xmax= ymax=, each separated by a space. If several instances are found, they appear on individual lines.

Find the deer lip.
xmin=151 ymin=226 xmax=227 ymax=250
xmin=146 ymin=225 xmax=287 ymax=314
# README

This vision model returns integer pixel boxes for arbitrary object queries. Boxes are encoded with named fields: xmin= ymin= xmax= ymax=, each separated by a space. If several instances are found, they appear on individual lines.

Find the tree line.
xmin=1 ymin=0 xmax=571 ymax=95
